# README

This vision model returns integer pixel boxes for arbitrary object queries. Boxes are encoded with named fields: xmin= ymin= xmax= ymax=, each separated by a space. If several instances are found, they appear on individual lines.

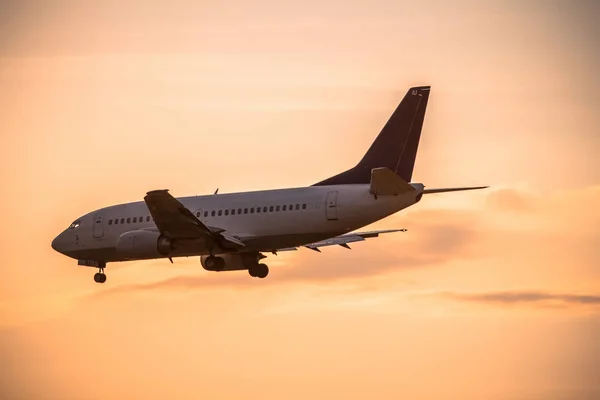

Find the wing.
xmin=144 ymin=189 xmax=245 ymax=250
xmin=144 ymin=190 xmax=213 ymax=238
xmin=276 ymin=229 xmax=406 ymax=252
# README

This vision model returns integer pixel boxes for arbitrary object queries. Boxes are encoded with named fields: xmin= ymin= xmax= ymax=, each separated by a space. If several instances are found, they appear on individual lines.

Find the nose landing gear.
xmin=93 ymin=266 xmax=107 ymax=284
xmin=77 ymin=260 xmax=107 ymax=283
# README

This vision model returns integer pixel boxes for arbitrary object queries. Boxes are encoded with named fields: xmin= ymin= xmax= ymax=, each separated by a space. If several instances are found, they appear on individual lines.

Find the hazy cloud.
xmin=87 ymin=273 xmax=257 ymax=299
xmin=486 ymin=188 xmax=535 ymax=212
xmin=442 ymin=290 xmax=600 ymax=308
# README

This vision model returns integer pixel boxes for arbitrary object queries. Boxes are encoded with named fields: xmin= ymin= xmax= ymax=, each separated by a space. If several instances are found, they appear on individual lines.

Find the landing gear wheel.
xmin=205 ymin=256 xmax=225 ymax=271
xmin=94 ymin=267 xmax=106 ymax=283
xmin=256 ymin=263 xmax=268 ymax=278
xmin=249 ymin=263 xmax=269 ymax=279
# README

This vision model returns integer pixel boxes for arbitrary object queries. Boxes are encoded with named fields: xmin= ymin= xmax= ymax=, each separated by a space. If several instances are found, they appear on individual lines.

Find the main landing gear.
xmin=248 ymin=263 xmax=269 ymax=279
xmin=93 ymin=267 xmax=107 ymax=284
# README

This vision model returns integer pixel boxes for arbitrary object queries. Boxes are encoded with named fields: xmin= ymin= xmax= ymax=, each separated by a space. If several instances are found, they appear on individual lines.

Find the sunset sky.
xmin=1 ymin=1 xmax=599 ymax=399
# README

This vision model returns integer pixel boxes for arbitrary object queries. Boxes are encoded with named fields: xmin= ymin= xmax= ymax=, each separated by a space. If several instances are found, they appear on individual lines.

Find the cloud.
xmin=442 ymin=290 xmax=600 ymax=308
xmin=86 ymin=273 xmax=257 ymax=299
xmin=271 ymin=213 xmax=477 ymax=282
xmin=486 ymin=188 xmax=535 ymax=212
xmin=86 ymin=251 xmax=445 ymax=299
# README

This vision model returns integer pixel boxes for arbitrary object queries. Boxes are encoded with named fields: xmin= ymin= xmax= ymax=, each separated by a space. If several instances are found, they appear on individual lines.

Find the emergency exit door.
xmin=326 ymin=191 xmax=338 ymax=221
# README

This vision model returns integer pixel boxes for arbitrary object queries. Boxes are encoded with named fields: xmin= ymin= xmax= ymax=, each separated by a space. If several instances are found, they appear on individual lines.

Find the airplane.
xmin=51 ymin=86 xmax=487 ymax=283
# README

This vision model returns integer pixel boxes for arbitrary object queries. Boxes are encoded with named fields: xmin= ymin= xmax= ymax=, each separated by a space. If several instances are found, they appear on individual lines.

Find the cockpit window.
xmin=68 ymin=220 xmax=81 ymax=229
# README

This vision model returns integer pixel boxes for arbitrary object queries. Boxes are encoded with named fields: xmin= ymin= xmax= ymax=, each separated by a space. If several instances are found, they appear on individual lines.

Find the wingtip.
xmin=146 ymin=189 xmax=170 ymax=195
xmin=410 ymin=85 xmax=431 ymax=92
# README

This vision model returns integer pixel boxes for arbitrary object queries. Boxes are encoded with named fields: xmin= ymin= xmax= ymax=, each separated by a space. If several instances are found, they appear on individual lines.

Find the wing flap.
xmin=219 ymin=232 xmax=246 ymax=249
xmin=276 ymin=228 xmax=406 ymax=252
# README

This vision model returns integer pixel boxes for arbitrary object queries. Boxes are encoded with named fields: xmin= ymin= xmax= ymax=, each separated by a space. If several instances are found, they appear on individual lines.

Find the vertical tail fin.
xmin=313 ymin=86 xmax=430 ymax=186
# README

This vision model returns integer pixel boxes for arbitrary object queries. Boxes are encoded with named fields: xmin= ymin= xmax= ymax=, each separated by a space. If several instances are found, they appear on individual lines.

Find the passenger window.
xmin=276 ymin=205 xmax=280 ymax=211
xmin=289 ymin=205 xmax=293 ymax=211
xmin=133 ymin=217 xmax=137 ymax=223
xmin=231 ymin=209 xmax=235 ymax=215
xmin=250 ymin=208 xmax=254 ymax=213
xmin=295 ymin=204 xmax=300 ymax=210
xmin=218 ymin=210 xmax=222 ymax=216
xmin=225 ymin=210 xmax=229 ymax=216
xmin=244 ymin=208 xmax=248 ymax=214
xmin=269 ymin=206 xmax=274 ymax=212
xmin=146 ymin=216 xmax=150 ymax=222
xmin=196 ymin=212 xmax=200 ymax=218
xmin=204 ymin=211 xmax=208 ymax=218
xmin=114 ymin=219 xmax=119 ymax=225
xmin=120 ymin=218 xmax=125 ymax=224
xmin=302 ymin=204 xmax=306 ymax=209
xmin=211 ymin=211 xmax=216 ymax=217
xmin=263 ymin=206 xmax=267 ymax=212
xmin=283 ymin=205 xmax=287 ymax=211
xmin=108 ymin=219 xmax=113 ymax=225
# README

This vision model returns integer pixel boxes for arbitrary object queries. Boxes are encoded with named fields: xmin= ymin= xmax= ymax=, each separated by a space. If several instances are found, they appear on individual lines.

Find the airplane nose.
xmin=51 ymin=235 xmax=65 ymax=253
xmin=51 ymin=236 xmax=59 ymax=251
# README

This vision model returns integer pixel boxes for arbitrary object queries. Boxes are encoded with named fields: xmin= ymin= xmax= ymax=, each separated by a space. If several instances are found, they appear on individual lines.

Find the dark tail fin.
xmin=313 ymin=86 xmax=430 ymax=186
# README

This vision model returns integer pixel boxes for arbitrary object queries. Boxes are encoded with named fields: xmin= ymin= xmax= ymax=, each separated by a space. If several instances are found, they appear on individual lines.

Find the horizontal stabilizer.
xmin=423 ymin=186 xmax=489 ymax=194
xmin=370 ymin=167 xmax=416 ymax=196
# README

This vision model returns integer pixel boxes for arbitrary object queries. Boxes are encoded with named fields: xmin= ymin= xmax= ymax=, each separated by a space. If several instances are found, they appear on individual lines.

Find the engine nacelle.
xmin=116 ymin=230 xmax=171 ymax=260
xmin=200 ymin=253 xmax=259 ymax=271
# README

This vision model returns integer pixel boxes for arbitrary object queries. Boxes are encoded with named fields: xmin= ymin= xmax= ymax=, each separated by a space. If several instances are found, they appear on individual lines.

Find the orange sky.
xmin=1 ymin=1 xmax=599 ymax=399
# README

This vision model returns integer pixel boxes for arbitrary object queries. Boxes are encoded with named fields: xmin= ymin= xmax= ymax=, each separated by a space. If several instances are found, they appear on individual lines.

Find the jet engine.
xmin=116 ymin=230 xmax=172 ymax=260
xmin=200 ymin=253 xmax=260 ymax=271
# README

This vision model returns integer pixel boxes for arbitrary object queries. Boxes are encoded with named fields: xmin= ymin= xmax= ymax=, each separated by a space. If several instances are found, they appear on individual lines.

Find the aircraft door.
xmin=194 ymin=209 xmax=204 ymax=223
xmin=326 ymin=191 xmax=338 ymax=221
xmin=93 ymin=210 xmax=106 ymax=238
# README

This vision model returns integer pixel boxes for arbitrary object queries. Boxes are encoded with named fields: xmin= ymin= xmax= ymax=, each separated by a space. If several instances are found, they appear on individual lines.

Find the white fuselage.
xmin=52 ymin=184 xmax=423 ymax=263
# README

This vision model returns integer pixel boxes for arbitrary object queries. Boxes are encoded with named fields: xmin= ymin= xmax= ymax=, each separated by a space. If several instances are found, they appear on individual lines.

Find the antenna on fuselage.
xmin=214 ymin=188 xmax=219 ymax=195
